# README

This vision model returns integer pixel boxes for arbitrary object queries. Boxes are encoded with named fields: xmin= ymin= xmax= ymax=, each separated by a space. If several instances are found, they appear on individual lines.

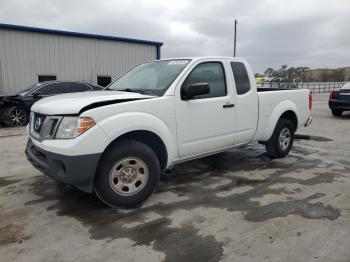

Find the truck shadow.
xmin=22 ymin=143 xmax=343 ymax=222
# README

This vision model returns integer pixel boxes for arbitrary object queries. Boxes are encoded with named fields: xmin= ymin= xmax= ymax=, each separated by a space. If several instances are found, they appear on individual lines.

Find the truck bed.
xmin=253 ymin=88 xmax=311 ymax=141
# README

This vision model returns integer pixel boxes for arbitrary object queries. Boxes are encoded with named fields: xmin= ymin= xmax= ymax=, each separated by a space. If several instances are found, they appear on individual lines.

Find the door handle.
xmin=223 ymin=103 xmax=235 ymax=108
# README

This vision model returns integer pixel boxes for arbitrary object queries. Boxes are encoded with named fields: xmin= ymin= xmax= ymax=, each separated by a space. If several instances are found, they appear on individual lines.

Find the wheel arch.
xmin=267 ymin=109 xmax=299 ymax=141
xmin=90 ymin=111 xmax=178 ymax=168
xmin=258 ymin=100 xmax=299 ymax=142
xmin=4 ymin=98 xmax=28 ymax=109
xmin=100 ymin=130 xmax=169 ymax=170
xmin=279 ymin=110 xmax=298 ymax=132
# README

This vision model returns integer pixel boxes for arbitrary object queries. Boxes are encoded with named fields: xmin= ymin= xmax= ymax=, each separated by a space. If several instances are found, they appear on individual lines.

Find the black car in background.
xmin=329 ymin=82 xmax=350 ymax=116
xmin=0 ymin=81 xmax=102 ymax=127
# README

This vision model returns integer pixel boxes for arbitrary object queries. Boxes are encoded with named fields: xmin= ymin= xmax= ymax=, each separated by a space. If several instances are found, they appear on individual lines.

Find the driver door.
xmin=175 ymin=61 xmax=236 ymax=158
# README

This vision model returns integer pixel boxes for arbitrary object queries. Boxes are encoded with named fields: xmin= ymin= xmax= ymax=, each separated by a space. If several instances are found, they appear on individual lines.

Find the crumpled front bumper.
xmin=25 ymin=138 xmax=101 ymax=193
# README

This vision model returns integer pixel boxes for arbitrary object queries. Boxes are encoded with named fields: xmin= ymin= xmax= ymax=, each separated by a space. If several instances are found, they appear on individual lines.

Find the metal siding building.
xmin=0 ymin=24 xmax=163 ymax=95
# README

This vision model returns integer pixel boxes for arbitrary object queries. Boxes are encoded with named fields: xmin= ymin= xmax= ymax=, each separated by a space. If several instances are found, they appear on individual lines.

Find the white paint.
xmin=29 ymin=57 xmax=311 ymax=168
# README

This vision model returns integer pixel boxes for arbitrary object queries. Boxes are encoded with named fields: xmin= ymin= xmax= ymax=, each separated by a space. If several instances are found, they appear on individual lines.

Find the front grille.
xmin=33 ymin=113 xmax=46 ymax=133
xmin=30 ymin=112 xmax=62 ymax=141
xmin=41 ymin=118 xmax=59 ymax=137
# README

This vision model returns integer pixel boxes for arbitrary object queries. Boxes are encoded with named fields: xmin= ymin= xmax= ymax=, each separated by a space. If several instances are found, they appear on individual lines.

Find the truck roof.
xmin=157 ymin=56 xmax=248 ymax=62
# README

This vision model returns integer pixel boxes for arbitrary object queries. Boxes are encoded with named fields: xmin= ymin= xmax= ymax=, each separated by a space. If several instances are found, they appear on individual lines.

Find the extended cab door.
xmin=175 ymin=60 xmax=236 ymax=157
xmin=229 ymin=61 xmax=259 ymax=144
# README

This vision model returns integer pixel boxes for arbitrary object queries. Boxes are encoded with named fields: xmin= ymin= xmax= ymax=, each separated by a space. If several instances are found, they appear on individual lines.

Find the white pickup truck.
xmin=26 ymin=57 xmax=312 ymax=207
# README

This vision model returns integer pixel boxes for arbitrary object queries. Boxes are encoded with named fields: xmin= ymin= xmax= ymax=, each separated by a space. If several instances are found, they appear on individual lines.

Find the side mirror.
xmin=181 ymin=83 xmax=210 ymax=100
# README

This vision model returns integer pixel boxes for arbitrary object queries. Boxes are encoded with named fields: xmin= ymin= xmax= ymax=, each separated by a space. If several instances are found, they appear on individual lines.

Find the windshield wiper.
xmin=108 ymin=88 xmax=158 ymax=96
xmin=117 ymin=88 xmax=145 ymax=94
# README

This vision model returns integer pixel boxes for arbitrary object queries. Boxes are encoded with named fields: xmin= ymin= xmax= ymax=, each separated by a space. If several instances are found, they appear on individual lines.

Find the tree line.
xmin=255 ymin=65 xmax=310 ymax=82
xmin=256 ymin=65 xmax=350 ymax=82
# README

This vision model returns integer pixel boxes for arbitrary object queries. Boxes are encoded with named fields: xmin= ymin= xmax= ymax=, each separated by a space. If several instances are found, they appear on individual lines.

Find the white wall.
xmin=0 ymin=29 xmax=157 ymax=95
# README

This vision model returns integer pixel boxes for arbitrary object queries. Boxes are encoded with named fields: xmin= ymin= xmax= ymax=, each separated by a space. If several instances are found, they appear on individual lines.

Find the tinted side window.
xmin=183 ymin=62 xmax=226 ymax=99
xmin=35 ymin=83 xmax=65 ymax=95
xmin=230 ymin=62 xmax=251 ymax=95
xmin=65 ymin=82 xmax=92 ymax=93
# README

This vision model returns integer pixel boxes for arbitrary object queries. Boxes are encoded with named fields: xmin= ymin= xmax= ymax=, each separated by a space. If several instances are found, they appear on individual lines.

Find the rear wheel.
xmin=94 ymin=140 xmax=161 ymax=208
xmin=331 ymin=109 xmax=343 ymax=117
xmin=3 ymin=106 xmax=29 ymax=127
xmin=265 ymin=118 xmax=294 ymax=158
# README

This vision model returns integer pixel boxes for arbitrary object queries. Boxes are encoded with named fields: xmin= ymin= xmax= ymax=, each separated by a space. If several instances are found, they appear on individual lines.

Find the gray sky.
xmin=1 ymin=0 xmax=349 ymax=73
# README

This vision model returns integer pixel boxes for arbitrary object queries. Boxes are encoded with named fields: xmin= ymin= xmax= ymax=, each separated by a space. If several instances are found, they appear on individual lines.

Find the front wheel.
xmin=265 ymin=119 xmax=294 ymax=158
xmin=94 ymin=140 xmax=161 ymax=208
xmin=3 ymin=106 xmax=29 ymax=127
xmin=331 ymin=109 xmax=343 ymax=117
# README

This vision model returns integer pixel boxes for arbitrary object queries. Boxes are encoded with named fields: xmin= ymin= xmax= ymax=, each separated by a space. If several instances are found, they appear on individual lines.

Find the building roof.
xmin=0 ymin=23 xmax=163 ymax=47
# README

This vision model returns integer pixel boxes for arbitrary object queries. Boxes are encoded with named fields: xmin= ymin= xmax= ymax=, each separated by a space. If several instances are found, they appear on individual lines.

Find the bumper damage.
xmin=25 ymin=139 xmax=101 ymax=193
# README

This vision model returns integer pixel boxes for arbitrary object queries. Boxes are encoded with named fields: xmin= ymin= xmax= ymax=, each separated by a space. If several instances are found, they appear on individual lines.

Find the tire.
xmin=94 ymin=140 xmax=161 ymax=208
xmin=265 ymin=118 xmax=294 ymax=158
xmin=3 ymin=106 xmax=29 ymax=127
xmin=331 ymin=109 xmax=343 ymax=117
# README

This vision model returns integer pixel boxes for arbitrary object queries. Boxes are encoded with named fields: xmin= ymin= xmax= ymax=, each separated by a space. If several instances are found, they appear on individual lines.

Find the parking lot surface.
xmin=0 ymin=93 xmax=349 ymax=262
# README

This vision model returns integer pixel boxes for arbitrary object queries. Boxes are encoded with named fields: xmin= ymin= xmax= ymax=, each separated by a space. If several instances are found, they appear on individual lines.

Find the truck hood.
xmin=31 ymin=91 xmax=155 ymax=115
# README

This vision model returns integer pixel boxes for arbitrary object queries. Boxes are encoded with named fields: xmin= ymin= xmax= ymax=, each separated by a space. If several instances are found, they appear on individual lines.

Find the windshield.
xmin=17 ymin=83 xmax=42 ymax=96
xmin=341 ymin=82 xmax=350 ymax=90
xmin=107 ymin=59 xmax=191 ymax=96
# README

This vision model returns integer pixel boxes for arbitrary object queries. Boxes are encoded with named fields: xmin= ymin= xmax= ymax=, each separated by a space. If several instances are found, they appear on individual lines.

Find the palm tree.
xmin=281 ymin=65 xmax=287 ymax=79
xmin=264 ymin=68 xmax=274 ymax=77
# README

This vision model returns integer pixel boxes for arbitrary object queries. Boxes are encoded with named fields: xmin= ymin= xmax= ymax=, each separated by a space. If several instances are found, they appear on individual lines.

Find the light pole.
xmin=233 ymin=20 xmax=237 ymax=57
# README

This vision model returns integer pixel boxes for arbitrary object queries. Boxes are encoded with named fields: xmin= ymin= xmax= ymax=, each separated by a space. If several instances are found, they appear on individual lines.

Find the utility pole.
xmin=233 ymin=19 xmax=237 ymax=57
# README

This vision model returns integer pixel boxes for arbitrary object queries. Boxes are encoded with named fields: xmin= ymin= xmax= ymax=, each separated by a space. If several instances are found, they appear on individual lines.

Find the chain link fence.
xmin=259 ymin=82 xmax=346 ymax=93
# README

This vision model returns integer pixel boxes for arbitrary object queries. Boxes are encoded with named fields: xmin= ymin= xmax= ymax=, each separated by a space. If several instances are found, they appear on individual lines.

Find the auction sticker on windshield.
xmin=168 ymin=60 xmax=189 ymax=65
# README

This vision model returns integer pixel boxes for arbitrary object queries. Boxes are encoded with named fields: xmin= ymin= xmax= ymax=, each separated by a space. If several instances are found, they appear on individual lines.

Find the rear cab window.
xmin=230 ymin=62 xmax=251 ymax=95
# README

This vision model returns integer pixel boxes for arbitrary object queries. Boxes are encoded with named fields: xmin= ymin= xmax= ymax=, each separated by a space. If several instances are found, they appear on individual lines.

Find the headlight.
xmin=55 ymin=117 xmax=95 ymax=139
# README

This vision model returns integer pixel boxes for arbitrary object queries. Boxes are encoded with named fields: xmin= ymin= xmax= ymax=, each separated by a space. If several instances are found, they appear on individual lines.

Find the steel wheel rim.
xmin=9 ymin=108 xmax=27 ymax=126
xmin=109 ymin=157 xmax=149 ymax=196
xmin=279 ymin=127 xmax=291 ymax=151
